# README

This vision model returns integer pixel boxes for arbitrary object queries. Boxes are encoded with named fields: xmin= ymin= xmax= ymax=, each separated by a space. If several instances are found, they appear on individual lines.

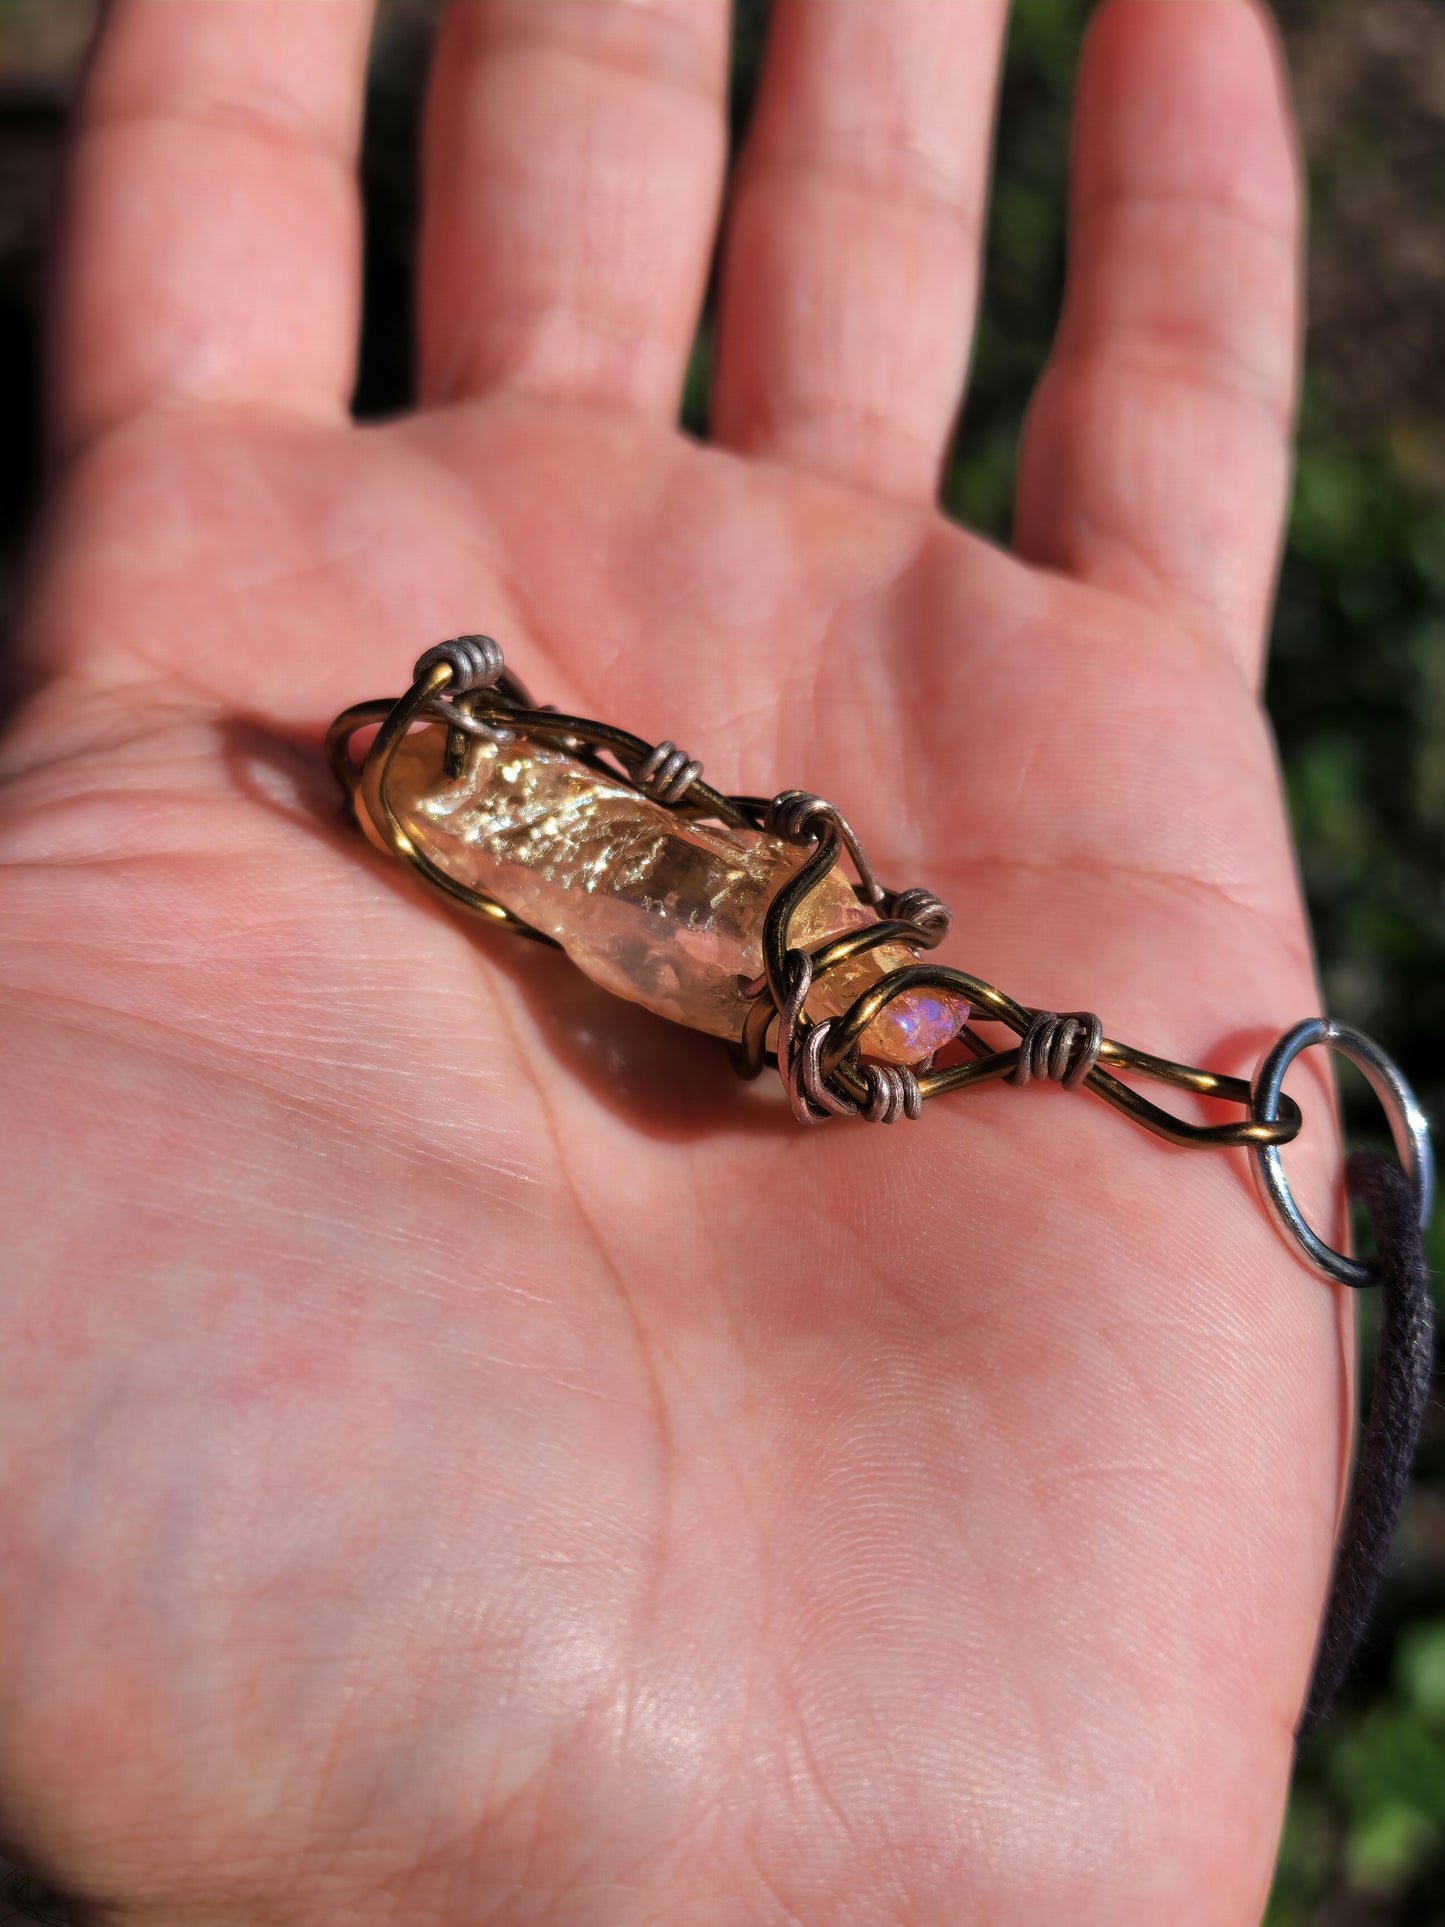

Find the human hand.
xmin=0 ymin=3 xmax=1340 ymax=1922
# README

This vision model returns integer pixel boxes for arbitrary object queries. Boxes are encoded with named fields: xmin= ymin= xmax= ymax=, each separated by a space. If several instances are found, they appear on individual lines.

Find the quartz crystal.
xmin=385 ymin=727 xmax=966 ymax=1065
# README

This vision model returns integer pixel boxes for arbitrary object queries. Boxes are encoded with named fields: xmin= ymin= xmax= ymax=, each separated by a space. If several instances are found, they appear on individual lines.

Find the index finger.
xmin=54 ymin=0 xmax=375 ymax=461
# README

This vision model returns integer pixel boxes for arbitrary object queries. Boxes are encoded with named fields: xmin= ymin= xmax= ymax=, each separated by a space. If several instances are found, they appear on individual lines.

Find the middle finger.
xmin=419 ymin=0 xmax=731 ymax=418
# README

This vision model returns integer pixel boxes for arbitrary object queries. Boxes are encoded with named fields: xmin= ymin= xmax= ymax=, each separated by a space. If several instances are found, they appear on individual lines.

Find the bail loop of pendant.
xmin=1253 ymin=1019 xmax=1435 ymax=1288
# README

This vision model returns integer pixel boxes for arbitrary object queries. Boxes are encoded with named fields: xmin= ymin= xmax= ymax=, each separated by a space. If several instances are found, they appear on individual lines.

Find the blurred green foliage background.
xmin=0 ymin=0 xmax=1442 ymax=1920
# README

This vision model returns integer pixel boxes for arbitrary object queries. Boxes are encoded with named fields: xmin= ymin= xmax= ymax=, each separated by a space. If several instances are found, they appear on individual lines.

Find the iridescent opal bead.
xmin=384 ymin=727 xmax=966 ymax=1065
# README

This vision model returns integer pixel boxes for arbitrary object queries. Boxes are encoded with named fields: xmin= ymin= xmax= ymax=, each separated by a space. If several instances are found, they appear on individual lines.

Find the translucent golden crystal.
xmin=385 ymin=727 xmax=965 ymax=1064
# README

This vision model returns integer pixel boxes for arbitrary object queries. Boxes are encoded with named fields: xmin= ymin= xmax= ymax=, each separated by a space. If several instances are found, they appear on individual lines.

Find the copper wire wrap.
xmin=1009 ymin=1011 xmax=1105 ymax=1091
xmin=326 ymin=642 xmax=1305 ymax=1153
xmin=632 ymin=740 xmax=703 ymax=805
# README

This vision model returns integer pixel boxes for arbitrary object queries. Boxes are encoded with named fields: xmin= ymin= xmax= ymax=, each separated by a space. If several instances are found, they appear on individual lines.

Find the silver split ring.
xmin=1253 ymin=1018 xmax=1434 ymax=1288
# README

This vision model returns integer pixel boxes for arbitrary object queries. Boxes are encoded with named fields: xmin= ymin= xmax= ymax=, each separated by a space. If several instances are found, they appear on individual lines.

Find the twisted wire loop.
xmin=862 ymin=1060 xmax=924 ymax=1124
xmin=1009 ymin=1011 xmax=1104 ymax=1091
xmin=888 ymin=887 xmax=952 ymax=944
xmin=791 ymin=1025 xmax=923 ymax=1125
xmin=766 ymin=790 xmax=886 ymax=908
xmin=766 ymin=789 xmax=835 ymax=843
xmin=414 ymin=635 xmax=505 ymax=692
xmin=416 ymin=636 xmax=511 ymax=742
xmin=773 ymin=950 xmax=922 ymax=1126
xmin=632 ymin=740 xmax=703 ymax=806
xmin=776 ymin=952 xmax=845 ymax=1124
xmin=793 ymin=1023 xmax=855 ymax=1122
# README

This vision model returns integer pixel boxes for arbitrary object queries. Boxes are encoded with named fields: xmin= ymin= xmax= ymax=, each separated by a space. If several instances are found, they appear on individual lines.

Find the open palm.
xmin=0 ymin=3 xmax=1347 ymax=1922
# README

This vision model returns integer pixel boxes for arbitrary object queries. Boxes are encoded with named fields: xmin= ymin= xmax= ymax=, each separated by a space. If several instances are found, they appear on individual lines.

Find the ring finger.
xmin=712 ymin=0 xmax=1010 ymax=504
